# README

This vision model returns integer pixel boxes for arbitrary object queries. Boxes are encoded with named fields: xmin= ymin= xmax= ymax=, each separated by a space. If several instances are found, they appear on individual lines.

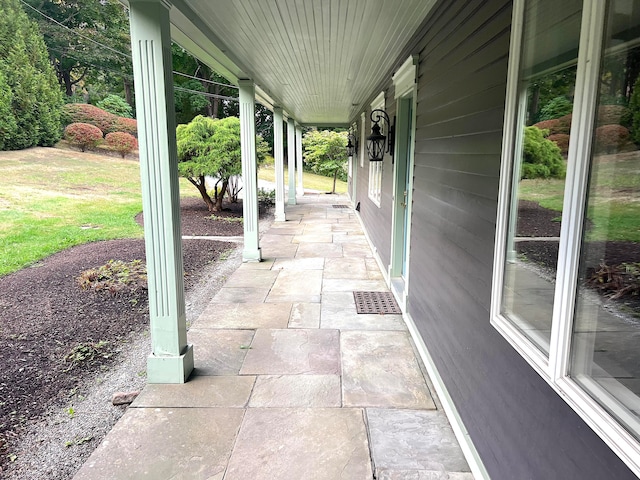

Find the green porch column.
xmin=273 ymin=107 xmax=286 ymax=221
xmin=287 ymin=117 xmax=297 ymax=205
xmin=238 ymin=80 xmax=262 ymax=261
xmin=129 ymin=0 xmax=193 ymax=383
xmin=295 ymin=123 xmax=304 ymax=196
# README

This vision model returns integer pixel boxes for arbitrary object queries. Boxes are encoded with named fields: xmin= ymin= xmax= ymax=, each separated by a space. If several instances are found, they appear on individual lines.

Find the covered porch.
xmin=73 ymin=194 xmax=473 ymax=479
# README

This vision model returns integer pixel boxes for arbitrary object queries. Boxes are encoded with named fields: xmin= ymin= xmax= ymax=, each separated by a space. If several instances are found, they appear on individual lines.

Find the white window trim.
xmin=360 ymin=112 xmax=366 ymax=168
xmin=490 ymin=0 xmax=640 ymax=475
xmin=368 ymin=93 xmax=385 ymax=207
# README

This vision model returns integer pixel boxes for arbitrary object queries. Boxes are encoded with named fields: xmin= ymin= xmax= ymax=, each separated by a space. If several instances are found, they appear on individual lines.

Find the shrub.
xmin=61 ymin=103 xmax=137 ymax=136
xmin=597 ymin=105 xmax=630 ymax=126
xmin=64 ymin=123 xmax=103 ymax=152
xmin=96 ymin=94 xmax=133 ymax=118
xmin=548 ymin=134 xmax=570 ymax=155
xmin=113 ymin=117 xmax=138 ymax=136
xmin=630 ymin=76 xmax=640 ymax=143
xmin=521 ymin=126 xmax=565 ymax=179
xmin=594 ymin=124 xmax=630 ymax=153
xmin=105 ymin=132 xmax=138 ymax=158
xmin=534 ymin=115 xmax=571 ymax=135
xmin=538 ymin=96 xmax=573 ymax=121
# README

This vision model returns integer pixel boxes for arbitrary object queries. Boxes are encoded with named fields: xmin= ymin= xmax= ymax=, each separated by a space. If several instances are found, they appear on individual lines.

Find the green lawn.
xmin=258 ymin=165 xmax=347 ymax=194
xmin=519 ymin=152 xmax=640 ymax=242
xmin=0 ymin=148 xmax=145 ymax=276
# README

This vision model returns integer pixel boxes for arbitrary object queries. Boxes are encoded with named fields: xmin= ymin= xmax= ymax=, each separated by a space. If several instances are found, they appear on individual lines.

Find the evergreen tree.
xmin=0 ymin=0 xmax=63 ymax=150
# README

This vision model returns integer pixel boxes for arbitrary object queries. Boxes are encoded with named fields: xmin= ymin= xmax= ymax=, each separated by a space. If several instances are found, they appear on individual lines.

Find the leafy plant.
xmin=96 ymin=94 xmax=133 ymax=118
xmin=64 ymin=341 xmax=111 ymax=372
xmin=77 ymin=259 xmax=147 ymax=295
xmin=521 ymin=126 xmax=565 ymax=179
xmin=176 ymin=115 xmax=268 ymax=211
xmin=538 ymin=96 xmax=573 ymax=121
xmin=594 ymin=124 xmax=630 ymax=153
xmin=0 ymin=0 xmax=63 ymax=150
xmin=104 ymin=132 xmax=138 ymax=158
xmin=64 ymin=123 xmax=104 ymax=152
xmin=257 ymin=187 xmax=276 ymax=208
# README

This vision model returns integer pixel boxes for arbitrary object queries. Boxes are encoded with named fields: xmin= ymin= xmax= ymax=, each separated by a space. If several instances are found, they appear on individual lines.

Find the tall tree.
xmin=22 ymin=0 xmax=132 ymax=98
xmin=0 ymin=0 xmax=63 ymax=150
xmin=302 ymin=130 xmax=348 ymax=194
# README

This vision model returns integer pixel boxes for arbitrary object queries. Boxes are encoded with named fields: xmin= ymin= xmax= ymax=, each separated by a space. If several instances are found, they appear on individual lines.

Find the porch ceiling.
xmin=168 ymin=0 xmax=436 ymax=125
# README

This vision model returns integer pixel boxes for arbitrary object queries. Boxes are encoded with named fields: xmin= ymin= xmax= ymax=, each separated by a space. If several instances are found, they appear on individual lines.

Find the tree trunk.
xmin=332 ymin=170 xmax=338 ymax=194
xmin=188 ymin=175 xmax=216 ymax=212
xmin=211 ymin=84 xmax=221 ymax=119
xmin=124 ymin=79 xmax=134 ymax=108
xmin=214 ymin=179 xmax=228 ymax=211
xmin=61 ymin=70 xmax=73 ymax=97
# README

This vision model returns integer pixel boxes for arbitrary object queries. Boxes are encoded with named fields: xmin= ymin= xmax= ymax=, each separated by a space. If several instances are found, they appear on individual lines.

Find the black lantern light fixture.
xmin=346 ymin=125 xmax=358 ymax=157
xmin=367 ymin=109 xmax=394 ymax=162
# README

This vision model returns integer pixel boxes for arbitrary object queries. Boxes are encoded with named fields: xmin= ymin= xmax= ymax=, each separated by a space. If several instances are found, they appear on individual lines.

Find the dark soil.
xmin=0 ymin=197 xmax=245 ymax=470
xmin=515 ymin=199 xmax=640 ymax=307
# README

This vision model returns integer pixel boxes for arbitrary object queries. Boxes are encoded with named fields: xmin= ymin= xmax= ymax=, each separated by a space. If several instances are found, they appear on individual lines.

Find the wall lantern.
xmin=346 ymin=126 xmax=358 ymax=157
xmin=367 ymin=109 xmax=394 ymax=162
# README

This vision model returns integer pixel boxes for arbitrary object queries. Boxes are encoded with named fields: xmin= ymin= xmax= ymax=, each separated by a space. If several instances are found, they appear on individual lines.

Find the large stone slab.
xmin=341 ymin=331 xmax=435 ymax=408
xmin=260 ymin=243 xmax=299 ymax=258
xmin=289 ymin=302 xmax=321 ymax=328
xmin=211 ymin=287 xmax=270 ymax=304
xmin=377 ymin=470 xmax=474 ymax=479
xmin=188 ymin=329 xmax=254 ymax=375
xmin=248 ymin=375 xmax=341 ymax=407
xmin=224 ymin=408 xmax=372 ymax=480
xmin=321 ymin=292 xmax=406 ymax=331
xmin=266 ymin=269 xmax=323 ymax=303
xmin=367 ymin=409 xmax=471 ymax=474
xmin=73 ymin=408 xmax=244 ymax=480
xmin=197 ymin=303 xmax=292 ymax=329
xmin=223 ymin=269 xmax=279 ymax=288
xmin=324 ymin=257 xmax=368 ymax=279
xmin=240 ymin=329 xmax=340 ymax=375
xmin=323 ymin=278 xmax=387 ymax=292
xmin=295 ymin=243 xmax=343 ymax=258
xmin=342 ymin=243 xmax=373 ymax=258
xmin=272 ymin=257 xmax=325 ymax=270
xmin=292 ymin=234 xmax=333 ymax=243
xmin=132 ymin=375 xmax=255 ymax=408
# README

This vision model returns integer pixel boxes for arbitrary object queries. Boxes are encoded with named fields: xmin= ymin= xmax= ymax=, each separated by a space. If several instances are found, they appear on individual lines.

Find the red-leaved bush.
xmin=548 ymin=134 xmax=570 ymax=155
xmin=534 ymin=115 xmax=572 ymax=135
xmin=64 ymin=123 xmax=104 ymax=152
xmin=594 ymin=124 xmax=630 ymax=153
xmin=597 ymin=105 xmax=630 ymax=126
xmin=62 ymin=103 xmax=137 ymax=137
xmin=105 ymin=132 xmax=138 ymax=158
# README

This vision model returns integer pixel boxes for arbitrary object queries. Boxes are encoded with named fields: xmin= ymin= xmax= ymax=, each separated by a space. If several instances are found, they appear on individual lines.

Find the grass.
xmin=0 ymin=147 xmax=144 ymax=276
xmin=258 ymin=165 xmax=347 ymax=194
xmin=519 ymin=151 xmax=640 ymax=242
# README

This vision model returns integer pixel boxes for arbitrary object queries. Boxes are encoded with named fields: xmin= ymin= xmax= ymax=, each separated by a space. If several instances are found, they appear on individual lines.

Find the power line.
xmin=19 ymin=0 xmax=129 ymax=59
xmin=174 ymin=86 xmax=238 ymax=102
xmin=20 ymin=0 xmax=237 ymax=89
xmin=173 ymin=71 xmax=236 ymax=89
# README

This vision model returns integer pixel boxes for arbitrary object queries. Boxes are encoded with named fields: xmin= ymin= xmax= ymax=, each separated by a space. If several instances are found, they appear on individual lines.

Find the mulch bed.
xmin=0 ymin=196 xmax=247 ymax=469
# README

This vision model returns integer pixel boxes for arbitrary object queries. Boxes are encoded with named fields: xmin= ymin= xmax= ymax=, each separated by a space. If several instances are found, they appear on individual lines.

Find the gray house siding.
xmin=356 ymin=92 xmax=396 ymax=269
xmin=357 ymin=0 xmax=637 ymax=477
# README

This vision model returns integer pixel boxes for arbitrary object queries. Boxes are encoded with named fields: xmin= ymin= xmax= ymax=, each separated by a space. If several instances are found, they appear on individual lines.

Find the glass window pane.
xmin=501 ymin=0 xmax=582 ymax=354
xmin=570 ymin=0 xmax=640 ymax=440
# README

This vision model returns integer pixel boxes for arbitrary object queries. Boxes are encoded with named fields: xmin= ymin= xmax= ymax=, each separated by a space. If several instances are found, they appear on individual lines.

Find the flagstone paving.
xmin=73 ymin=194 xmax=473 ymax=480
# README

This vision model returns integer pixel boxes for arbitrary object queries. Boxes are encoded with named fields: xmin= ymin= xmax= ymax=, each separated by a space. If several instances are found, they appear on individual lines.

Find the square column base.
xmin=147 ymin=344 xmax=194 ymax=384
xmin=243 ymin=247 xmax=262 ymax=262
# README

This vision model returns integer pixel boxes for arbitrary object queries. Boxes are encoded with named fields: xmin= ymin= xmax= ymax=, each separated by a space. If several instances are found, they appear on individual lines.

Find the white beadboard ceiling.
xmin=168 ymin=0 xmax=436 ymax=125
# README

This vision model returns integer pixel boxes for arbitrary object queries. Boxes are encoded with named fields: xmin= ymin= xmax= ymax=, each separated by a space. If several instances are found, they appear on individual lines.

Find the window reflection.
xmin=502 ymin=0 xmax=581 ymax=354
xmin=570 ymin=0 xmax=640 ymax=440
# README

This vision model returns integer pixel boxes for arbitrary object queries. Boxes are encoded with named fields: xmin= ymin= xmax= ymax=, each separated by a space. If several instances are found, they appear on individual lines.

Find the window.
xmin=368 ymin=93 xmax=385 ymax=207
xmin=493 ymin=0 xmax=640 ymax=474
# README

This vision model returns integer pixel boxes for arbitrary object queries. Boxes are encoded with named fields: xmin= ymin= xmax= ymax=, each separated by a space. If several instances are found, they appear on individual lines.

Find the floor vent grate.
xmin=332 ymin=204 xmax=350 ymax=209
xmin=353 ymin=291 xmax=402 ymax=315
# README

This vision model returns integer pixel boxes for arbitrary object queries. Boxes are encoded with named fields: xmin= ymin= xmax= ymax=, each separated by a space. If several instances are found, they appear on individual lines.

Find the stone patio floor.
xmin=73 ymin=194 xmax=473 ymax=480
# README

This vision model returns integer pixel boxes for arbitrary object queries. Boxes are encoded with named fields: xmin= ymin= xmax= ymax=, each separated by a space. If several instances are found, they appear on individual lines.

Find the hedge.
xmin=62 ymin=103 xmax=137 ymax=137
xmin=64 ymin=123 xmax=104 ymax=152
